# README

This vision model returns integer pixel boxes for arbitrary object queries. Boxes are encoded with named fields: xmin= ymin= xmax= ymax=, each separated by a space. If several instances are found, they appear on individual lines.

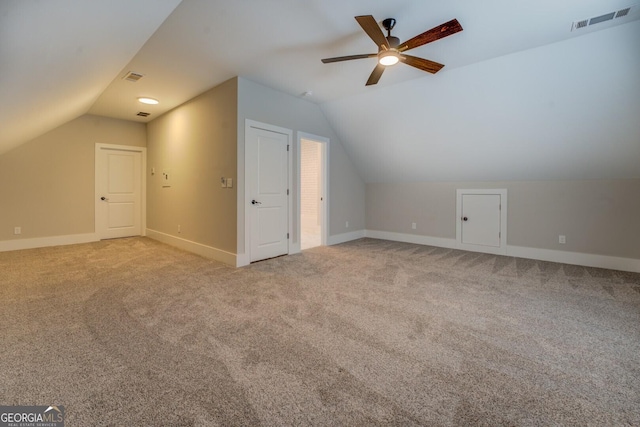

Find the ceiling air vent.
xmin=571 ymin=4 xmax=638 ymax=31
xmin=123 ymin=71 xmax=144 ymax=82
xmin=616 ymin=7 xmax=632 ymax=17
xmin=590 ymin=12 xmax=616 ymax=25
xmin=136 ymin=112 xmax=150 ymax=117
xmin=573 ymin=19 xmax=589 ymax=30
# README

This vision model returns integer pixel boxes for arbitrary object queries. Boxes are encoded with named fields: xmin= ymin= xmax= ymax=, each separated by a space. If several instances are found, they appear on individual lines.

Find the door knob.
xmin=100 ymin=196 xmax=109 ymax=201
xmin=251 ymin=199 xmax=261 ymax=205
xmin=463 ymin=216 xmax=468 ymax=221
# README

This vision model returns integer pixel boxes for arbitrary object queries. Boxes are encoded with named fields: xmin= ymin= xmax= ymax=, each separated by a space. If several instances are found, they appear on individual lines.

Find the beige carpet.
xmin=1 ymin=237 xmax=639 ymax=426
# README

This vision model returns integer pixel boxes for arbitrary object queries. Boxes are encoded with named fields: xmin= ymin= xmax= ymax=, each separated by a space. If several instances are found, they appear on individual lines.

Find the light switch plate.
xmin=226 ymin=178 xmax=233 ymax=188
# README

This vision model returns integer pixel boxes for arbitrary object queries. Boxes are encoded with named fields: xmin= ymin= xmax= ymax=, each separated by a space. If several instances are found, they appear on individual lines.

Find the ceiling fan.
xmin=321 ymin=15 xmax=463 ymax=86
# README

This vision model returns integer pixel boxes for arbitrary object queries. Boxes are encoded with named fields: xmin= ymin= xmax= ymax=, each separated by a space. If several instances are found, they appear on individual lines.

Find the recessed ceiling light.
xmin=138 ymin=97 xmax=159 ymax=105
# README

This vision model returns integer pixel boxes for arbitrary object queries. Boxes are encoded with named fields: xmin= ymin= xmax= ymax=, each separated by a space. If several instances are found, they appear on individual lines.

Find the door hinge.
xmin=287 ymin=145 xmax=289 ymax=152
xmin=499 ymin=232 xmax=501 ymax=238
xmin=287 ymin=189 xmax=289 ymax=195
xmin=287 ymin=233 xmax=289 ymax=239
xmin=499 ymin=204 xmax=502 ymax=210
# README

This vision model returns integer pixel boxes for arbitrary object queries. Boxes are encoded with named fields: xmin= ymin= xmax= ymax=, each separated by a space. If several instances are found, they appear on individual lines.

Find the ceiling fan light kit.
xmin=322 ymin=15 xmax=463 ymax=86
xmin=378 ymin=50 xmax=400 ymax=66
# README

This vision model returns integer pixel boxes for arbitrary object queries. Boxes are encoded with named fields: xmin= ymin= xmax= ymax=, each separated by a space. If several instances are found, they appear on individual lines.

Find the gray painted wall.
xmin=0 ymin=115 xmax=146 ymax=241
xmin=367 ymin=180 xmax=640 ymax=259
xmin=237 ymin=77 xmax=366 ymax=254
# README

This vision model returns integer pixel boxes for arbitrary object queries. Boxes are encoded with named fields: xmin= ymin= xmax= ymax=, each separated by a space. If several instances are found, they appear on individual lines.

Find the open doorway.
xmin=298 ymin=133 xmax=328 ymax=250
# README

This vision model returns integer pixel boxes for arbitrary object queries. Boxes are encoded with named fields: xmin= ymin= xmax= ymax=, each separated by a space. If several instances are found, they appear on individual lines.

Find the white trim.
xmin=236 ymin=252 xmax=250 ymax=268
xmin=456 ymin=188 xmax=507 ymax=255
xmin=242 ymin=120 xmax=293 ymax=266
xmin=507 ymin=245 xmax=640 ymax=273
xmin=0 ymin=233 xmax=98 ymax=252
xmin=289 ymin=243 xmax=301 ymax=255
xmin=365 ymin=230 xmax=458 ymax=249
xmin=327 ymin=230 xmax=366 ymax=246
xmin=95 ymin=143 xmax=147 ymax=239
xmin=363 ymin=229 xmax=640 ymax=273
xmin=146 ymin=229 xmax=236 ymax=266
xmin=297 ymin=131 xmax=330 ymax=249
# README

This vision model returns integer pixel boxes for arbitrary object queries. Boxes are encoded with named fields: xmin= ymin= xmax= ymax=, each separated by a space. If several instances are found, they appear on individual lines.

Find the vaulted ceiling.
xmin=2 ymin=0 xmax=639 ymax=181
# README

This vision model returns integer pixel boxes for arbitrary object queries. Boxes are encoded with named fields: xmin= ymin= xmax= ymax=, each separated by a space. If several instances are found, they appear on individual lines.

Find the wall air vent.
xmin=571 ymin=4 xmax=638 ymax=31
xmin=123 ymin=71 xmax=144 ymax=82
xmin=136 ymin=112 xmax=150 ymax=117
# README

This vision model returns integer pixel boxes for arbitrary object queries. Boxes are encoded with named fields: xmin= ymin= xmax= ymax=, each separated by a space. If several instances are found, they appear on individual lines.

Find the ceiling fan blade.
xmin=400 ymin=54 xmax=445 ymax=74
xmin=355 ymin=15 xmax=390 ymax=50
xmin=321 ymin=53 xmax=377 ymax=64
xmin=366 ymin=64 xmax=385 ymax=86
xmin=398 ymin=19 xmax=463 ymax=52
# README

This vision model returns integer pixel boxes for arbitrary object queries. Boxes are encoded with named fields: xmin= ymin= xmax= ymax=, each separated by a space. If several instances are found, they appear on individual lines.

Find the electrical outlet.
xmin=345 ymin=221 xmax=349 ymax=228
xmin=226 ymin=178 xmax=233 ymax=188
xmin=14 ymin=226 xmax=21 ymax=235
xmin=412 ymin=222 xmax=417 ymax=230
xmin=221 ymin=177 xmax=226 ymax=187
xmin=559 ymin=235 xmax=566 ymax=244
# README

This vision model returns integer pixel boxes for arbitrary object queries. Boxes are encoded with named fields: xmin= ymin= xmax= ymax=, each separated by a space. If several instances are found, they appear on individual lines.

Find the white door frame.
xmin=242 ymin=120 xmax=293 ymax=264
xmin=296 ymin=131 xmax=329 ymax=252
xmin=456 ymin=188 xmax=507 ymax=255
xmin=95 ymin=143 xmax=147 ymax=239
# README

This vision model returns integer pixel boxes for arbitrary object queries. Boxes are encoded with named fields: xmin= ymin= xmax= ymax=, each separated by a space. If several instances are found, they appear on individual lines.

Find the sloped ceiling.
xmin=0 ymin=0 xmax=181 ymax=154
xmin=322 ymin=21 xmax=640 ymax=182
xmin=2 ymin=0 xmax=639 ymax=181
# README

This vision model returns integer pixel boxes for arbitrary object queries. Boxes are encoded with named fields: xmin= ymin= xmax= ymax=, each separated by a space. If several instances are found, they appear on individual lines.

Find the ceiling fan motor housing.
xmin=386 ymin=36 xmax=400 ymax=48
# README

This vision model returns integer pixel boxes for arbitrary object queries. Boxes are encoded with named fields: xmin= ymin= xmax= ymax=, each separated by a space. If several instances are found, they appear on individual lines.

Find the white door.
xmin=456 ymin=189 xmax=507 ymax=255
xmin=247 ymin=127 xmax=289 ymax=262
xmin=96 ymin=145 xmax=143 ymax=239
xmin=461 ymin=194 xmax=501 ymax=246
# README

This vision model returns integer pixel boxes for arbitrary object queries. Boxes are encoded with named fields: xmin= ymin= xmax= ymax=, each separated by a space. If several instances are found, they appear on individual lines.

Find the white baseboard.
xmin=0 ymin=233 xmax=99 ymax=252
xmin=365 ymin=230 xmax=457 ymax=249
xmin=363 ymin=229 xmax=640 ymax=273
xmin=507 ymin=245 xmax=640 ymax=273
xmin=146 ymin=229 xmax=236 ymax=266
xmin=327 ymin=229 xmax=366 ymax=246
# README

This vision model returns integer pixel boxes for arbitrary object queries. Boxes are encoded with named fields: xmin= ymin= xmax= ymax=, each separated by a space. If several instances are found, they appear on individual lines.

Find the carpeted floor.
xmin=1 ymin=237 xmax=639 ymax=426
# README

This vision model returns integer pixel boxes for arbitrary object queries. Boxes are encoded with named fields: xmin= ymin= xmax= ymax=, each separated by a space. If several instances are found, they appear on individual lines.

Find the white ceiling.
xmin=0 ymin=0 xmax=181 ymax=154
xmin=2 ymin=0 xmax=639 ymax=181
